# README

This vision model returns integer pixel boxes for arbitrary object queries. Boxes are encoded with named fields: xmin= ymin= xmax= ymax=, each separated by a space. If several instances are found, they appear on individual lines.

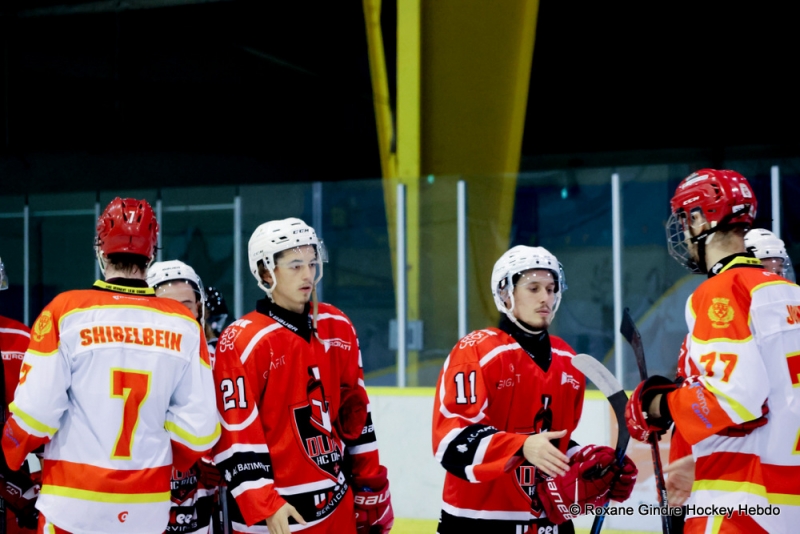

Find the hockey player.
xmin=1 ymin=198 xmax=220 ymax=533
xmin=212 ymin=217 xmax=394 ymax=534
xmin=148 ymin=260 xmax=222 ymax=534
xmin=625 ymin=169 xmax=800 ymax=533
xmin=0 ymin=256 xmax=39 ymax=533
xmin=432 ymin=245 xmax=638 ymax=533
xmin=665 ymin=227 xmax=799 ymax=514
xmin=745 ymin=227 xmax=795 ymax=281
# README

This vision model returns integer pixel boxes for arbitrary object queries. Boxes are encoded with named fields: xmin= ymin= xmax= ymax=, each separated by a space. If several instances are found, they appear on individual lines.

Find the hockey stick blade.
xmin=572 ymin=354 xmax=630 ymax=460
xmin=620 ymin=308 xmax=648 ymax=381
xmin=572 ymin=354 xmax=631 ymax=534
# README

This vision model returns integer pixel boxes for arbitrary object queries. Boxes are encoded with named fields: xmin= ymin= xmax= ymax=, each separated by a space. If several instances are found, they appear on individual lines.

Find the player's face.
xmin=511 ymin=269 xmax=557 ymax=330
xmin=683 ymin=209 xmax=710 ymax=262
xmin=761 ymin=257 xmax=785 ymax=276
xmin=270 ymin=245 xmax=318 ymax=313
xmin=155 ymin=281 xmax=201 ymax=321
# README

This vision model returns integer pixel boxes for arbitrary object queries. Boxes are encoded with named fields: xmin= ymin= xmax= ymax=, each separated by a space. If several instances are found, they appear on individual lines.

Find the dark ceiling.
xmin=1 ymin=0 xmax=799 ymax=194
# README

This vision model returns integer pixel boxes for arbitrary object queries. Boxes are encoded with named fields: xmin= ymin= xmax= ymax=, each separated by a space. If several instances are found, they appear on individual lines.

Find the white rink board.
xmin=369 ymin=388 xmax=664 ymax=532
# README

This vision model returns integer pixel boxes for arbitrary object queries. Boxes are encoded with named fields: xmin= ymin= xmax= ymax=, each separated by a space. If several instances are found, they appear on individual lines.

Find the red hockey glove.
xmin=625 ymin=376 xmax=677 ymax=442
xmin=536 ymin=445 xmax=617 ymax=524
xmin=197 ymin=456 xmax=222 ymax=488
xmin=0 ymin=463 xmax=41 ymax=529
xmin=336 ymin=386 xmax=369 ymax=441
xmin=568 ymin=444 xmax=637 ymax=501
xmin=609 ymin=454 xmax=637 ymax=502
xmin=353 ymin=465 xmax=394 ymax=534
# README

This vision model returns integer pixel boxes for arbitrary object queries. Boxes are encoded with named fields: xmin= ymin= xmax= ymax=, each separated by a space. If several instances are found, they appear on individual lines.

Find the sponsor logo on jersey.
xmin=32 ymin=311 xmax=53 ymax=342
xmin=79 ymin=326 xmax=183 ymax=351
xmin=458 ymin=329 xmax=495 ymax=349
xmin=321 ymin=338 xmax=351 ymax=352
xmin=1 ymin=351 xmax=24 ymax=361
xmin=218 ymin=325 xmax=244 ymax=353
xmin=688 ymin=381 xmax=713 ymax=428
xmin=708 ymin=298 xmax=734 ymax=328
xmin=456 ymin=444 xmax=468 ymax=453
xmin=786 ymin=304 xmax=800 ymax=325
xmin=118 ymin=511 xmax=129 ymax=523
xmin=561 ymin=372 xmax=580 ymax=390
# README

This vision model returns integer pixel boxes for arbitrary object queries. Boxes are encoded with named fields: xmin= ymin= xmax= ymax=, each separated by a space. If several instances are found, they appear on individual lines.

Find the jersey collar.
xmin=708 ymin=252 xmax=762 ymax=278
xmin=256 ymin=298 xmax=312 ymax=342
xmin=93 ymin=279 xmax=156 ymax=296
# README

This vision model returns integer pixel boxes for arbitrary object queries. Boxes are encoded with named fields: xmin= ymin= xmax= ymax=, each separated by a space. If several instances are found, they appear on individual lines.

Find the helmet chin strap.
xmin=505 ymin=290 xmax=545 ymax=335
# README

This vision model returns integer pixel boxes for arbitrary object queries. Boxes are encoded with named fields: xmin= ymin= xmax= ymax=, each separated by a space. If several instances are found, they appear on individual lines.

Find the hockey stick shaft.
xmin=571 ymin=354 xmax=630 ymax=534
xmin=620 ymin=308 xmax=671 ymax=534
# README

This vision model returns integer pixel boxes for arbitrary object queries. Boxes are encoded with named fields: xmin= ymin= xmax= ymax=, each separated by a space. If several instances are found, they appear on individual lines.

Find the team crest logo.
xmin=32 ymin=311 xmax=53 ymax=342
xmin=708 ymin=298 xmax=734 ymax=328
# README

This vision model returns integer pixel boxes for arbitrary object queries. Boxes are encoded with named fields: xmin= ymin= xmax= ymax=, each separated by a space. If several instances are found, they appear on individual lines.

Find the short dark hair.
xmin=107 ymin=253 xmax=149 ymax=275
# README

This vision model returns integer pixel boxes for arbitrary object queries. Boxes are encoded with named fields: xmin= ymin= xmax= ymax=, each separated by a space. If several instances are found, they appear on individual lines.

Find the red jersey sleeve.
xmin=432 ymin=335 xmax=528 ymax=483
xmin=212 ymin=319 xmax=285 ymax=526
xmin=328 ymin=310 xmax=382 ymax=480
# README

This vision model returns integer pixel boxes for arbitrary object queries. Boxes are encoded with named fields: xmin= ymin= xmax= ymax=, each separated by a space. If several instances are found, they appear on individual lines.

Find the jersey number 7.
xmin=111 ymin=369 xmax=152 ymax=460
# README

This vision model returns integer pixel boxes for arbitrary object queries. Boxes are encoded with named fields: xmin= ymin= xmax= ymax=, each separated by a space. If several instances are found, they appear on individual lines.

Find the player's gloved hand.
xmin=0 ymin=462 xmax=41 ymax=528
xmin=567 ymin=445 xmax=637 ymax=502
xmin=197 ymin=456 xmax=222 ymax=487
xmin=335 ymin=385 xmax=369 ymax=441
xmin=536 ymin=445 xmax=618 ymax=524
xmin=15 ymin=501 xmax=40 ymax=530
xmin=353 ymin=465 xmax=394 ymax=534
xmin=625 ymin=375 xmax=677 ymax=442
xmin=609 ymin=454 xmax=637 ymax=502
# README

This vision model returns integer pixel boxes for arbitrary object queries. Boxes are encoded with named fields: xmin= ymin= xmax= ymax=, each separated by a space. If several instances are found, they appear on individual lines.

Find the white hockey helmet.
xmin=248 ymin=218 xmax=328 ymax=299
xmin=147 ymin=260 xmax=206 ymax=308
xmin=491 ymin=245 xmax=567 ymax=332
xmin=0 ymin=256 xmax=8 ymax=291
xmin=744 ymin=228 xmax=795 ymax=282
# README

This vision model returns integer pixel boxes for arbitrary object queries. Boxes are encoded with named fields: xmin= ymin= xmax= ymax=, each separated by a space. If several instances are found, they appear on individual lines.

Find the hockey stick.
xmin=620 ymin=308 xmax=671 ymax=534
xmin=571 ymin=354 xmax=630 ymax=534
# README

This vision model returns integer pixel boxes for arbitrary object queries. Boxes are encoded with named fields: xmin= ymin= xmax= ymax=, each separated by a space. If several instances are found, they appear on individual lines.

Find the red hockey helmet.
xmin=95 ymin=197 xmax=159 ymax=260
xmin=666 ymin=169 xmax=757 ymax=273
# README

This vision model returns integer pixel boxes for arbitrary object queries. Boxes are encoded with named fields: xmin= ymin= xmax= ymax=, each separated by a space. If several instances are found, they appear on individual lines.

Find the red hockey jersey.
xmin=212 ymin=299 xmax=381 ymax=531
xmin=0 ymin=315 xmax=37 ymax=534
xmin=432 ymin=326 xmax=585 ymax=526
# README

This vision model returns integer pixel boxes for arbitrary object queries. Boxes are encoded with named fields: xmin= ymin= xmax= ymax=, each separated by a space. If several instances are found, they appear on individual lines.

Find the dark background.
xmin=2 ymin=0 xmax=799 ymax=194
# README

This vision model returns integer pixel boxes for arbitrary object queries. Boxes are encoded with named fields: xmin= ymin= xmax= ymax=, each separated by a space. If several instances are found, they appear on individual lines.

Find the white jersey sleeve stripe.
xmin=240 ymin=324 xmax=281 ymax=364
xmin=230 ymin=478 xmax=274 ymax=499
xmin=0 ymin=327 xmax=30 ymax=337
xmin=219 ymin=405 xmax=260 ymax=432
xmin=213 ymin=443 xmax=270 ymax=465
xmin=348 ymin=442 xmax=379 ymax=455
xmin=479 ymin=343 xmax=521 ymax=367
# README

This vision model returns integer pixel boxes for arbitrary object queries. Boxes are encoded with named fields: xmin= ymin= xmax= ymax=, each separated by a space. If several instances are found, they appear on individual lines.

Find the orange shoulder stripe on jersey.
xmin=43 ymin=459 xmax=172 ymax=496
xmin=58 ymin=304 xmax=198 ymax=330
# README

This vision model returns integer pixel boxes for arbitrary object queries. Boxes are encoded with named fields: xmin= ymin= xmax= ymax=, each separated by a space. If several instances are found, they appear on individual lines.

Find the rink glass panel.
xmin=160 ymin=186 xmax=237 ymax=326
xmin=513 ymin=171 xmax=614 ymax=384
xmin=0 ymin=160 xmax=796 ymax=387
xmin=0 ymin=195 xmax=26 ymax=323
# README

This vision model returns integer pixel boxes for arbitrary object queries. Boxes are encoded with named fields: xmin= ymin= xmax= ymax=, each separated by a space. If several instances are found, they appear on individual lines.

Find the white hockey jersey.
xmin=2 ymin=280 xmax=220 ymax=534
